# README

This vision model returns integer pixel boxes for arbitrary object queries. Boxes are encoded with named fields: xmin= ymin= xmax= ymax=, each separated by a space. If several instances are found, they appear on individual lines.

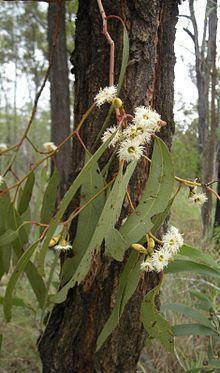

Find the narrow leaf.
xmin=141 ymin=286 xmax=174 ymax=353
xmin=0 ymin=179 xmax=11 ymax=235
xmin=120 ymin=137 xmax=174 ymax=246
xmin=0 ymin=229 xmax=18 ymax=246
xmin=172 ymin=324 xmax=217 ymax=337
xmin=38 ymin=133 xmax=115 ymax=275
xmin=96 ymin=252 xmax=142 ymax=351
xmin=161 ymin=303 xmax=213 ymax=328
xmin=165 ymin=260 xmax=220 ymax=278
xmin=73 ymin=152 xmax=105 ymax=255
xmin=117 ymin=22 xmax=129 ymax=93
xmin=17 ymin=171 xmax=35 ymax=215
xmin=40 ymin=169 xmax=60 ymax=234
xmin=178 ymin=244 xmax=219 ymax=269
xmin=3 ymin=240 xmax=39 ymax=322
xmin=52 ymin=163 xmax=136 ymax=304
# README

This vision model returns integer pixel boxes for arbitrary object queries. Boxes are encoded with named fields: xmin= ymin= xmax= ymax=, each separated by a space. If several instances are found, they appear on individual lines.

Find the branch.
xmin=189 ymin=0 xmax=200 ymax=56
xmin=0 ymin=0 xmax=62 ymax=158
xmin=178 ymin=14 xmax=192 ymax=20
xmin=96 ymin=0 xmax=115 ymax=86
xmin=183 ymin=27 xmax=195 ymax=42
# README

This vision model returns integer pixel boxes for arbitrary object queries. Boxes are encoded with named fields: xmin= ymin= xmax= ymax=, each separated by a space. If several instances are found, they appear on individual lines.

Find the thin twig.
xmin=96 ymin=0 xmax=115 ymax=86
xmin=0 ymin=0 xmax=62 ymax=158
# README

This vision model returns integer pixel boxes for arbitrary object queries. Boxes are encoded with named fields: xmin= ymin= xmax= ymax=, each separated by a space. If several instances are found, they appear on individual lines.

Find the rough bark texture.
xmin=48 ymin=1 xmax=71 ymax=199
xmin=39 ymin=1 xmax=178 ymax=372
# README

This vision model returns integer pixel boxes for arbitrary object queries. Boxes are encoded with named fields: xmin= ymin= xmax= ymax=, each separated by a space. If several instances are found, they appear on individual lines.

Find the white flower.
xmin=162 ymin=226 xmax=184 ymax=254
xmin=0 ymin=143 xmax=7 ymax=152
xmin=140 ymin=258 xmax=154 ymax=272
xmin=54 ymin=242 xmax=72 ymax=251
xmin=118 ymin=139 xmax=144 ymax=162
xmin=188 ymin=192 xmax=208 ymax=206
xmin=101 ymin=126 xmax=122 ymax=147
xmin=43 ymin=142 xmax=58 ymax=152
xmin=133 ymin=106 xmax=161 ymax=132
xmin=123 ymin=123 xmax=151 ymax=144
xmin=0 ymin=175 xmax=4 ymax=186
xmin=152 ymin=247 xmax=171 ymax=273
xmin=94 ymin=86 xmax=117 ymax=107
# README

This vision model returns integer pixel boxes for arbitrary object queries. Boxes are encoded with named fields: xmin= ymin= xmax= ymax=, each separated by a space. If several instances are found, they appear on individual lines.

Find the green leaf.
xmin=105 ymin=228 xmax=128 ymax=262
xmin=5 ymin=205 xmax=46 ymax=308
xmin=172 ymin=324 xmax=217 ymax=337
xmin=208 ymin=360 xmax=220 ymax=368
xmin=165 ymin=260 xmax=220 ymax=278
xmin=178 ymin=244 xmax=219 ymax=269
xmin=3 ymin=240 xmax=39 ymax=322
xmin=151 ymin=195 xmax=176 ymax=234
xmin=0 ymin=179 xmax=11 ymax=235
xmin=96 ymin=252 xmax=142 ymax=351
xmin=120 ymin=137 xmax=174 ymax=246
xmin=189 ymin=289 xmax=213 ymax=310
xmin=105 ymin=161 xmax=137 ymax=261
xmin=141 ymin=286 xmax=174 ymax=353
xmin=73 ymin=152 xmax=105 ymax=254
xmin=6 ymin=203 xmax=28 ymax=248
xmin=38 ymin=133 xmax=115 ymax=276
xmin=52 ymin=163 xmax=136 ymax=304
xmin=0 ymin=229 xmax=18 ymax=246
xmin=40 ymin=169 xmax=60 ymax=235
xmin=62 ymin=153 xmax=105 ymax=284
xmin=161 ymin=303 xmax=214 ymax=328
xmin=0 ymin=246 xmax=11 ymax=279
xmin=94 ymin=20 xmax=129 ymax=145
xmin=117 ymin=21 xmax=129 ymax=93
xmin=17 ymin=171 xmax=35 ymax=215
xmin=0 ymin=296 xmax=28 ymax=308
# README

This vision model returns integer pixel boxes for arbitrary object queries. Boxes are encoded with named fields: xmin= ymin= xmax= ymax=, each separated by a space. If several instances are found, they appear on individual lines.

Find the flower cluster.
xmin=140 ymin=226 xmax=183 ymax=273
xmin=188 ymin=187 xmax=207 ymax=206
xmin=0 ymin=143 xmax=7 ymax=152
xmin=43 ymin=142 xmax=58 ymax=152
xmin=54 ymin=237 xmax=72 ymax=251
xmin=94 ymin=86 xmax=118 ymax=107
xmin=96 ymin=87 xmax=164 ymax=163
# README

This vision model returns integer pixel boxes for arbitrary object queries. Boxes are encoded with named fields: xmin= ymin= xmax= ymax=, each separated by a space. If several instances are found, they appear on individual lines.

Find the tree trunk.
xmin=189 ymin=0 xmax=217 ymax=232
xmin=39 ymin=1 xmax=178 ymax=372
xmin=48 ymin=1 xmax=71 ymax=199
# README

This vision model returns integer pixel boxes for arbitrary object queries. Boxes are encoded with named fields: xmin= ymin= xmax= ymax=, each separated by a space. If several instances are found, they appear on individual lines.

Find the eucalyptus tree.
xmin=38 ymin=1 xmax=179 ymax=371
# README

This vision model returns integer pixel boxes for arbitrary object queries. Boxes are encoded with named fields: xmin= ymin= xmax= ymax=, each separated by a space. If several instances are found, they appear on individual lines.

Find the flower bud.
xmin=131 ymin=243 xmax=148 ymax=254
xmin=112 ymin=97 xmax=123 ymax=108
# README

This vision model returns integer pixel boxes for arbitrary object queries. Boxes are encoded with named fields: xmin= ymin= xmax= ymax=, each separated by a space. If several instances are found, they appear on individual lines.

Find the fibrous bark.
xmin=39 ymin=1 xmax=178 ymax=372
